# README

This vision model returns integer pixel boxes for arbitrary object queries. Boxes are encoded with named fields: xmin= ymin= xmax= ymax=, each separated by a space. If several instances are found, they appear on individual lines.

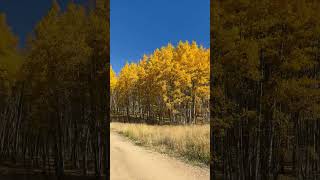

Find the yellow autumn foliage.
xmin=111 ymin=41 xmax=209 ymax=124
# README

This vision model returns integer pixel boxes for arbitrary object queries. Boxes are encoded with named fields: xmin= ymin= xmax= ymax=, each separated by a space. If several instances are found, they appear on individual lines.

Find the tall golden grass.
xmin=110 ymin=122 xmax=210 ymax=166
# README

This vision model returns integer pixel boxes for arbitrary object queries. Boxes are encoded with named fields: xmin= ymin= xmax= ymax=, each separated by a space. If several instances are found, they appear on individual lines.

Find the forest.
xmin=110 ymin=41 xmax=210 ymax=125
xmin=211 ymin=0 xmax=320 ymax=179
xmin=0 ymin=0 xmax=109 ymax=178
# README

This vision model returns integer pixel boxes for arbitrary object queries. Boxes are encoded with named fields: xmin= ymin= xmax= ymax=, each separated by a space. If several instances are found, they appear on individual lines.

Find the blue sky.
xmin=111 ymin=0 xmax=210 ymax=73
xmin=0 ymin=0 xmax=87 ymax=47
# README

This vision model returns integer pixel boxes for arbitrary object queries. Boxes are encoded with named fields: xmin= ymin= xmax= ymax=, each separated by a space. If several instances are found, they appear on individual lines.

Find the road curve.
xmin=110 ymin=132 xmax=209 ymax=180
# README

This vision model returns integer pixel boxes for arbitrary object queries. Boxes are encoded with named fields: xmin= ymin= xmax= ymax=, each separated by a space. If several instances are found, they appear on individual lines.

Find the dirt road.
xmin=110 ymin=132 xmax=209 ymax=180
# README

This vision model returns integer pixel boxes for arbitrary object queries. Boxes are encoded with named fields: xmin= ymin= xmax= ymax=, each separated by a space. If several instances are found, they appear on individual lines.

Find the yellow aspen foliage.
xmin=110 ymin=66 xmax=117 ymax=91
xmin=111 ymin=41 xmax=209 ymax=124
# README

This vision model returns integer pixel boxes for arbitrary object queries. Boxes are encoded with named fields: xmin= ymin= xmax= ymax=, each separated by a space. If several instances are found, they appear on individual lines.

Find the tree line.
xmin=211 ymin=0 xmax=320 ymax=179
xmin=0 ymin=0 xmax=109 ymax=178
xmin=111 ymin=41 xmax=210 ymax=125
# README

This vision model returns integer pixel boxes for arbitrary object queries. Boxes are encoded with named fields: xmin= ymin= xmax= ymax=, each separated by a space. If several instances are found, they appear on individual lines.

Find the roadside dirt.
xmin=110 ymin=132 xmax=210 ymax=180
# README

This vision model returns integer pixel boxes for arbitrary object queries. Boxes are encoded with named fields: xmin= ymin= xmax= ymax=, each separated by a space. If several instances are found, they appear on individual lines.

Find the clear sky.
xmin=0 ymin=0 xmax=87 ymax=47
xmin=111 ymin=0 xmax=210 ymax=73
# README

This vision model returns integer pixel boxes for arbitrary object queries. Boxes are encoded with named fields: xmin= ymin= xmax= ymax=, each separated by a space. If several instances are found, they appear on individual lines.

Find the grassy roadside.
xmin=110 ymin=122 xmax=210 ymax=167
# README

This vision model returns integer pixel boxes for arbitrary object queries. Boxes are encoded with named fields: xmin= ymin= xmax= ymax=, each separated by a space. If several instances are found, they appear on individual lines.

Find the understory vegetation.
xmin=111 ymin=122 xmax=210 ymax=166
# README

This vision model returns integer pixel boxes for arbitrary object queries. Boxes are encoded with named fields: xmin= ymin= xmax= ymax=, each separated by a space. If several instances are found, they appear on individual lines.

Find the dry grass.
xmin=110 ymin=122 xmax=210 ymax=166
